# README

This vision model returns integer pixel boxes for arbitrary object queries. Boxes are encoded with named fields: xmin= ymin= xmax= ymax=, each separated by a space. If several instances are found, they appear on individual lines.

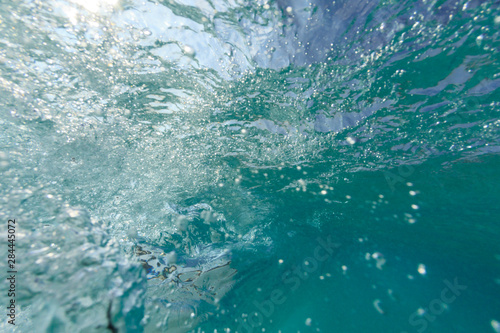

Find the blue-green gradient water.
xmin=1 ymin=0 xmax=500 ymax=332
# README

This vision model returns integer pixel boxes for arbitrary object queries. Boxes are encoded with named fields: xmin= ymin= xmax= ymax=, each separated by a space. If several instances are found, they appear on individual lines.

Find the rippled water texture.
xmin=1 ymin=0 xmax=500 ymax=332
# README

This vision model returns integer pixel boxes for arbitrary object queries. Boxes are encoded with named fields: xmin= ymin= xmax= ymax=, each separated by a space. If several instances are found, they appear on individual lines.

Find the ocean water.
xmin=1 ymin=0 xmax=500 ymax=332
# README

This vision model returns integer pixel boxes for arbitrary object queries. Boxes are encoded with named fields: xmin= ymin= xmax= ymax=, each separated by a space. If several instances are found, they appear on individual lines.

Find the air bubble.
xmin=418 ymin=263 xmax=426 ymax=275
xmin=182 ymin=45 xmax=196 ymax=57
xmin=491 ymin=319 xmax=500 ymax=333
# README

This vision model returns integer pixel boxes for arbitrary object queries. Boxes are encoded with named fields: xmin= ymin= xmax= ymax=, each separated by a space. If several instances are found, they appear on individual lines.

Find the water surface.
xmin=1 ymin=0 xmax=499 ymax=332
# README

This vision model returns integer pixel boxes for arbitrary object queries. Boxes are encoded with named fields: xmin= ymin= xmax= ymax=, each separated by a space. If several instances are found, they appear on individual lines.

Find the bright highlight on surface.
xmin=69 ymin=0 xmax=119 ymax=12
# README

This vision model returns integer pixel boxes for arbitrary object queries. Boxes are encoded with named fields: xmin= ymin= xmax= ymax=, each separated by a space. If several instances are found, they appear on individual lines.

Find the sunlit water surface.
xmin=1 ymin=0 xmax=500 ymax=332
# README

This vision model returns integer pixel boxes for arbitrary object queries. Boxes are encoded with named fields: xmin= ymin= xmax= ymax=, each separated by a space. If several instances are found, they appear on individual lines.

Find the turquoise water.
xmin=1 ymin=0 xmax=499 ymax=332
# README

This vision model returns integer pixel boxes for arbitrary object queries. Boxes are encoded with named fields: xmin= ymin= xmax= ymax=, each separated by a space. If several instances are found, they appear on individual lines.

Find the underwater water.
xmin=1 ymin=0 xmax=500 ymax=332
